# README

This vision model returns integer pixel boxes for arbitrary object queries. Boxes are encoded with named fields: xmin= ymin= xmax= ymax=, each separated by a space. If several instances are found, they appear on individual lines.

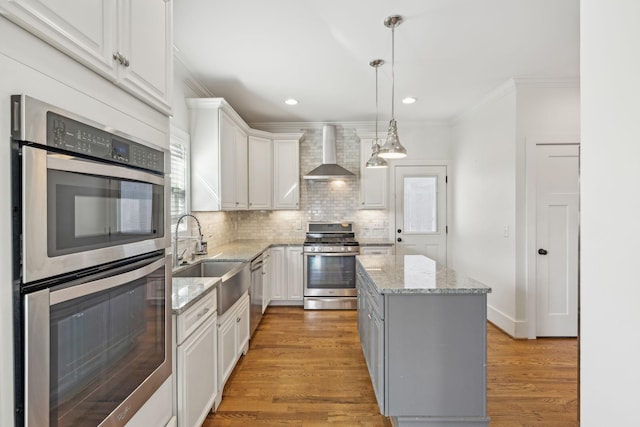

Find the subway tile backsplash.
xmin=194 ymin=126 xmax=390 ymax=246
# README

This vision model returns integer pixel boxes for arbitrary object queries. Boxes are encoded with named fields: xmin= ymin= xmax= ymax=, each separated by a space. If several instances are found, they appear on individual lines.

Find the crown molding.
xmin=451 ymin=76 xmax=580 ymax=126
xmin=173 ymin=49 xmax=215 ymax=98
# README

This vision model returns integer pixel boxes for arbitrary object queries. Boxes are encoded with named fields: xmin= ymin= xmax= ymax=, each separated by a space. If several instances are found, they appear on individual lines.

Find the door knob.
xmin=538 ymin=248 xmax=548 ymax=255
xmin=397 ymin=237 xmax=402 ymax=242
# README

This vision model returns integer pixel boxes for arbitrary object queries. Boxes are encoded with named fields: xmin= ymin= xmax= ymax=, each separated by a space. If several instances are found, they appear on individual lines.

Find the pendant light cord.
xmin=391 ymin=24 xmax=395 ymax=121
xmin=375 ymin=63 xmax=379 ymax=144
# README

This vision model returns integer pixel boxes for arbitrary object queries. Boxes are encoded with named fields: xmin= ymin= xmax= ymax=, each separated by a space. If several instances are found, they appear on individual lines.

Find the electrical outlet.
xmin=294 ymin=220 xmax=302 ymax=230
xmin=372 ymin=220 xmax=384 ymax=229
xmin=503 ymin=225 xmax=509 ymax=238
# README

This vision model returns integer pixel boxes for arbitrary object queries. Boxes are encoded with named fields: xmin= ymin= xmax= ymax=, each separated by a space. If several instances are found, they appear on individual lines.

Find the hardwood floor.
xmin=202 ymin=307 xmax=577 ymax=427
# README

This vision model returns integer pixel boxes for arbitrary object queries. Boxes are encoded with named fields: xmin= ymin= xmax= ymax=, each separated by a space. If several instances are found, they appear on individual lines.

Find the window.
xmin=169 ymin=127 xmax=190 ymax=232
xmin=403 ymin=176 xmax=437 ymax=233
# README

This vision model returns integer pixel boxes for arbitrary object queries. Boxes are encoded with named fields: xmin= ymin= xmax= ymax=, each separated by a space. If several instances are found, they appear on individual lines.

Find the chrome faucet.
xmin=174 ymin=214 xmax=207 ymax=267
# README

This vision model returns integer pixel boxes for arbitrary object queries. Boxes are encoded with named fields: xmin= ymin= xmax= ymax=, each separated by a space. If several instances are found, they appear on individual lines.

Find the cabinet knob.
xmin=112 ymin=51 xmax=129 ymax=67
xmin=538 ymin=248 xmax=548 ymax=255
xmin=397 ymin=237 xmax=402 ymax=242
xmin=236 ymin=317 xmax=241 ymax=323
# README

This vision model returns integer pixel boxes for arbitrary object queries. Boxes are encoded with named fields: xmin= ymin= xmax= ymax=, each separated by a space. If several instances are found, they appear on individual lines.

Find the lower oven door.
xmin=23 ymin=254 xmax=171 ymax=427
xmin=303 ymin=253 xmax=358 ymax=297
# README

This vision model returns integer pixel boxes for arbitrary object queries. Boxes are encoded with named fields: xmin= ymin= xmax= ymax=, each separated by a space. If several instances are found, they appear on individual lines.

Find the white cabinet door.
xmin=236 ymin=295 xmax=250 ymax=354
xmin=116 ymin=0 xmax=172 ymax=111
xmin=262 ymin=250 xmax=272 ymax=312
xmin=0 ymin=0 xmax=117 ymax=74
xmin=216 ymin=293 xmax=250 ymax=395
xmin=177 ymin=314 xmax=217 ymax=427
xmin=286 ymin=247 xmax=303 ymax=301
xmin=360 ymin=139 xmax=387 ymax=209
xmin=234 ymin=127 xmax=249 ymax=209
xmin=273 ymin=139 xmax=300 ymax=209
xmin=217 ymin=311 xmax=237 ymax=390
xmin=0 ymin=0 xmax=172 ymax=112
xmin=269 ymin=247 xmax=285 ymax=300
xmin=248 ymin=136 xmax=273 ymax=210
xmin=220 ymin=111 xmax=248 ymax=210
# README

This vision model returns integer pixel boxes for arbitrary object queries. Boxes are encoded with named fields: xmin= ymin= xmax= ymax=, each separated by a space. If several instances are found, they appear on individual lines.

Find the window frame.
xmin=169 ymin=125 xmax=191 ymax=236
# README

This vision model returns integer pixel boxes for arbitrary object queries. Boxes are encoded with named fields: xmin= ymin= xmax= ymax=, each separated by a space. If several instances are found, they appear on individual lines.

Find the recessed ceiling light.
xmin=402 ymin=97 xmax=417 ymax=104
xmin=285 ymin=99 xmax=298 ymax=105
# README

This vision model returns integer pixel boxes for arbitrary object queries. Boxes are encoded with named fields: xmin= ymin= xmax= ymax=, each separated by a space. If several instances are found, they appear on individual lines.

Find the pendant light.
xmin=366 ymin=59 xmax=388 ymax=169
xmin=379 ymin=15 xmax=407 ymax=159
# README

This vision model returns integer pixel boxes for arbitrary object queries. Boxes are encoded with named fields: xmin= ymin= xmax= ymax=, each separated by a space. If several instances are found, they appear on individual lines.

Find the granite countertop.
xmin=189 ymin=239 xmax=304 ymax=264
xmin=356 ymin=254 xmax=491 ymax=295
xmin=172 ymin=276 xmax=220 ymax=314
xmin=172 ymin=240 xmax=304 ymax=312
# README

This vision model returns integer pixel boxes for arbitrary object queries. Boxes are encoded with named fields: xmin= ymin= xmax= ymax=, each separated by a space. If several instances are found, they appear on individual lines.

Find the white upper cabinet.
xmin=115 ymin=0 xmax=172 ymax=112
xmin=189 ymin=98 xmax=303 ymax=212
xmin=220 ymin=120 xmax=248 ymax=210
xmin=360 ymin=139 xmax=388 ymax=209
xmin=188 ymin=98 xmax=249 ymax=211
xmin=273 ymin=138 xmax=302 ymax=210
xmin=0 ymin=0 xmax=172 ymax=114
xmin=248 ymin=135 xmax=273 ymax=210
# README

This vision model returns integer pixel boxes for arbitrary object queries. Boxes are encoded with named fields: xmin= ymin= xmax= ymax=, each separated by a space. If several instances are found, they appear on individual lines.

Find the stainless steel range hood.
xmin=303 ymin=125 xmax=355 ymax=180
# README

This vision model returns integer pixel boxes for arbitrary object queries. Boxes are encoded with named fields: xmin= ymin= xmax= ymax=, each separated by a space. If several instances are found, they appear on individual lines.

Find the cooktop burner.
xmin=303 ymin=222 xmax=359 ymax=253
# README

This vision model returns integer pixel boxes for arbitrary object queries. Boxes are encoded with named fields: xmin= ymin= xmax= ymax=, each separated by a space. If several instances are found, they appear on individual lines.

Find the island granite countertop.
xmin=356 ymin=254 xmax=491 ymax=294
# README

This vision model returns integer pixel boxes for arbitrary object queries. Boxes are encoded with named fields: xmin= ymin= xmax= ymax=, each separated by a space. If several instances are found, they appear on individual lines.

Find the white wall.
xmin=581 ymin=1 xmax=640 ymax=423
xmin=451 ymin=80 xmax=580 ymax=338
xmin=0 ymin=17 xmax=169 ymax=427
xmin=450 ymin=83 xmax=518 ymax=334
xmin=517 ymin=84 xmax=580 ymax=337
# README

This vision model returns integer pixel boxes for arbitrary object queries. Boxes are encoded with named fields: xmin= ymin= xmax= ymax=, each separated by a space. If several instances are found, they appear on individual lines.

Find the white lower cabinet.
xmin=217 ymin=292 xmax=250 ymax=397
xmin=360 ymin=246 xmax=394 ymax=256
xmin=262 ymin=249 xmax=272 ymax=312
xmin=175 ymin=290 xmax=217 ymax=427
xmin=286 ymin=246 xmax=303 ymax=301
xmin=269 ymin=246 xmax=303 ymax=305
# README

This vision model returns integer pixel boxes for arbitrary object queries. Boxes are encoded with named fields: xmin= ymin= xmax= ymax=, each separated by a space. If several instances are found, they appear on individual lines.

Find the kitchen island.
xmin=356 ymin=255 xmax=491 ymax=427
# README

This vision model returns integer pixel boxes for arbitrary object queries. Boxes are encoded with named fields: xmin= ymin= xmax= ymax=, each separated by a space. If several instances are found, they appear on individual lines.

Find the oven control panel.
xmin=303 ymin=245 xmax=360 ymax=254
xmin=46 ymin=111 xmax=164 ymax=174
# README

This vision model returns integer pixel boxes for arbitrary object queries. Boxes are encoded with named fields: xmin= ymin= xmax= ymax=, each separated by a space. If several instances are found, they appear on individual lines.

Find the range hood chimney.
xmin=303 ymin=125 xmax=355 ymax=180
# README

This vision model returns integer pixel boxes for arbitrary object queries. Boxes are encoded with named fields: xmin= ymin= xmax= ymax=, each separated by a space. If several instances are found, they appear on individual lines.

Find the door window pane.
xmin=404 ymin=176 xmax=437 ymax=233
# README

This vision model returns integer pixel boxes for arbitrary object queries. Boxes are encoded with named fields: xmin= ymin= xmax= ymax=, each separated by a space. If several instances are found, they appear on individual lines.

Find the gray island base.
xmin=356 ymin=255 xmax=492 ymax=427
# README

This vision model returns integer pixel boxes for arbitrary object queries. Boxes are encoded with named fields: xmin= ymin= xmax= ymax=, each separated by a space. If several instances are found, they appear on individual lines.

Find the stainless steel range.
xmin=303 ymin=222 xmax=359 ymax=310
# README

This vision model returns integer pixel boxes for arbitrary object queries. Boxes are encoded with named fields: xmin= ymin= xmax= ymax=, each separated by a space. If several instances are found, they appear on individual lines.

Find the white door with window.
xmin=535 ymin=144 xmax=579 ymax=337
xmin=394 ymin=165 xmax=447 ymax=264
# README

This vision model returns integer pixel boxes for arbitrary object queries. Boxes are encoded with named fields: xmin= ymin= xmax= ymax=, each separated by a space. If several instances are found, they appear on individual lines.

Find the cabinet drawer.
xmin=361 ymin=246 xmax=393 ymax=256
xmin=177 ymin=290 xmax=217 ymax=343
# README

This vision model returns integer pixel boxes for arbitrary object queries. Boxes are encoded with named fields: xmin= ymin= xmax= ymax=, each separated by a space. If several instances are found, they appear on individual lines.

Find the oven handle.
xmin=49 ymin=256 xmax=166 ymax=306
xmin=47 ymin=153 xmax=164 ymax=185
xmin=303 ymin=252 xmax=359 ymax=257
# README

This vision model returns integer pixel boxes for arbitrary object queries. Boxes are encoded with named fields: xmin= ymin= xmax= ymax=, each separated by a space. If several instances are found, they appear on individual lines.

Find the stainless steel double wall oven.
xmin=10 ymin=95 xmax=171 ymax=427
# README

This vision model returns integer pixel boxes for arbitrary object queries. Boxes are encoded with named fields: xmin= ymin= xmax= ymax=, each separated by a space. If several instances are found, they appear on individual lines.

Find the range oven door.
xmin=303 ymin=253 xmax=358 ymax=297
xmin=23 ymin=254 xmax=171 ymax=427
xmin=21 ymin=145 xmax=169 ymax=283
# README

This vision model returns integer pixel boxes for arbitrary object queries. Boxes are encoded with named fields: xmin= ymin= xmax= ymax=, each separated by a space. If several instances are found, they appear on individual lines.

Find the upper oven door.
xmin=22 ymin=145 xmax=169 ymax=283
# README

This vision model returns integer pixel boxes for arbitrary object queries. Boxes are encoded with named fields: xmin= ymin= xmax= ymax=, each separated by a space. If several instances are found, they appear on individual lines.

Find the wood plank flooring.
xmin=202 ymin=307 xmax=577 ymax=427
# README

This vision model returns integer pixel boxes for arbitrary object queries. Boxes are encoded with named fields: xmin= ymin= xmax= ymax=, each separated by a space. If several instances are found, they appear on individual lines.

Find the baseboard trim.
xmin=487 ymin=305 xmax=529 ymax=338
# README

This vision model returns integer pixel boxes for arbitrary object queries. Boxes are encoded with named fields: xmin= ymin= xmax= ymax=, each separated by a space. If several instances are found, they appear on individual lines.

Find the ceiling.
xmin=173 ymin=0 xmax=579 ymax=125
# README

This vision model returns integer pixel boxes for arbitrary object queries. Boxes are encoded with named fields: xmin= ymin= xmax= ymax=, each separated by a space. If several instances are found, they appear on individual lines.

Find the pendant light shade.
xmin=379 ymin=15 xmax=407 ymax=159
xmin=366 ymin=59 xmax=388 ymax=169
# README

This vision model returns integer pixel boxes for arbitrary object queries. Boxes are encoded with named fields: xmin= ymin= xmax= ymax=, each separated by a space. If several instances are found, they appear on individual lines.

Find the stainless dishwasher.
xmin=249 ymin=253 xmax=264 ymax=337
